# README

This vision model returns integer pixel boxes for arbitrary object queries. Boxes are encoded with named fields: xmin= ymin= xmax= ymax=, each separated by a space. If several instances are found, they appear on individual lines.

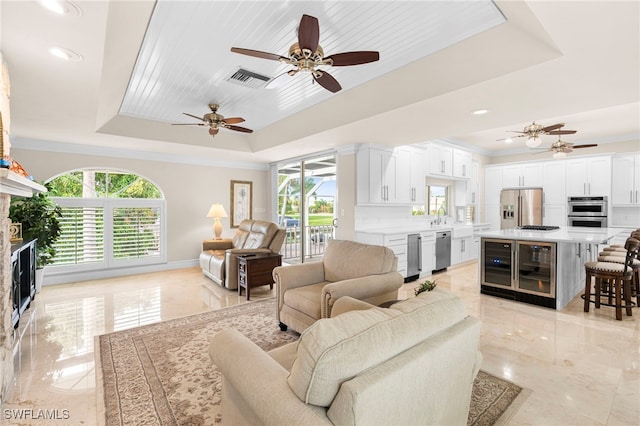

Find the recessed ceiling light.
xmin=49 ymin=47 xmax=83 ymax=62
xmin=504 ymin=137 xmax=513 ymax=144
xmin=39 ymin=0 xmax=82 ymax=16
xmin=472 ymin=109 xmax=489 ymax=115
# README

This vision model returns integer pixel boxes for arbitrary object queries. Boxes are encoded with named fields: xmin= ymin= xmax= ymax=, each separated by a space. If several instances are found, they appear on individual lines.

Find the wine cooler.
xmin=481 ymin=238 xmax=557 ymax=308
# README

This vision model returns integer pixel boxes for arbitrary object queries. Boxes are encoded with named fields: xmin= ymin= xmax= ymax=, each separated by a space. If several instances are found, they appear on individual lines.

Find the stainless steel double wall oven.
xmin=567 ymin=196 xmax=608 ymax=227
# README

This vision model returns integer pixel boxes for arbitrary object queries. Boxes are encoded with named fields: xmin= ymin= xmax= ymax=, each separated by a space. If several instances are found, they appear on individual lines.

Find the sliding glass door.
xmin=277 ymin=154 xmax=336 ymax=263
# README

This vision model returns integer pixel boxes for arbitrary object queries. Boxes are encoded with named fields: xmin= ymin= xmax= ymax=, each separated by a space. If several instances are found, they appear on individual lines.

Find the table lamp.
xmin=207 ymin=203 xmax=228 ymax=239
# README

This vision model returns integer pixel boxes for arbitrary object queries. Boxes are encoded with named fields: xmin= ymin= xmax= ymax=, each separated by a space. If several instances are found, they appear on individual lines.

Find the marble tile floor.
xmin=2 ymin=262 xmax=639 ymax=425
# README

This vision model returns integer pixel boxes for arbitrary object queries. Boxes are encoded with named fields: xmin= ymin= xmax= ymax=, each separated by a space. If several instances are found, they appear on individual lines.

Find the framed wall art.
xmin=230 ymin=180 xmax=252 ymax=228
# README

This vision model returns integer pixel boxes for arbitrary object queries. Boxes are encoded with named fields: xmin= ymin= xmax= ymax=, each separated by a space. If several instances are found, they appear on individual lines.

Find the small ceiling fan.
xmin=497 ymin=122 xmax=577 ymax=148
xmin=171 ymin=103 xmax=253 ymax=137
xmin=533 ymin=135 xmax=598 ymax=159
xmin=230 ymin=14 xmax=380 ymax=93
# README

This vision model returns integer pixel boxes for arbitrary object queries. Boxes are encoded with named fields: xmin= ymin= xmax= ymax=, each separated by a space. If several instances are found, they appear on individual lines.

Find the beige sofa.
xmin=199 ymin=219 xmax=285 ymax=290
xmin=209 ymin=287 xmax=482 ymax=425
xmin=273 ymin=239 xmax=404 ymax=333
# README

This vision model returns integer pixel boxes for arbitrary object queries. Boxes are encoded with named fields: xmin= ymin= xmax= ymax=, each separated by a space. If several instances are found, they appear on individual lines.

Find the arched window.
xmin=46 ymin=169 xmax=166 ymax=271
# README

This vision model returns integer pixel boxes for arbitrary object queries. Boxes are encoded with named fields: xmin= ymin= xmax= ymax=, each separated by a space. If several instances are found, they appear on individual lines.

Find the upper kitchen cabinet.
xmin=484 ymin=166 xmax=502 ymax=205
xmin=611 ymin=154 xmax=640 ymax=206
xmin=357 ymin=145 xmax=398 ymax=204
xmin=565 ymin=156 xmax=611 ymax=197
xmin=466 ymin=161 xmax=479 ymax=204
xmin=542 ymin=161 xmax=566 ymax=205
xmin=426 ymin=144 xmax=453 ymax=177
xmin=501 ymin=163 xmax=542 ymax=188
xmin=396 ymin=147 xmax=425 ymax=204
xmin=452 ymin=149 xmax=472 ymax=179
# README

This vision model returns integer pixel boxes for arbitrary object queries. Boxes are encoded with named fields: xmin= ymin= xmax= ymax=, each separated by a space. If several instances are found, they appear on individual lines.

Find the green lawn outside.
xmin=287 ymin=213 xmax=334 ymax=226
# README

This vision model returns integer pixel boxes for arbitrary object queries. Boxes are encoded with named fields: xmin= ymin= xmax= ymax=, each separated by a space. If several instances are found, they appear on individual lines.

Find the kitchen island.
xmin=476 ymin=227 xmax=622 ymax=310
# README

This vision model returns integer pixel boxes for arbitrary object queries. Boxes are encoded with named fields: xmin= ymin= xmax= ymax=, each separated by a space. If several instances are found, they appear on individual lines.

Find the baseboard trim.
xmin=42 ymin=259 xmax=199 ymax=286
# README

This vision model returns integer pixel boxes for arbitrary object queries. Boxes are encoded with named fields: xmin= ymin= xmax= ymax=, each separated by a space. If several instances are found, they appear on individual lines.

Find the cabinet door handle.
xmin=584 ymin=183 xmax=586 ymax=195
xmin=463 ymin=164 xmax=466 ymax=177
xmin=636 ymin=190 xmax=638 ymax=203
xmin=632 ymin=190 xmax=634 ymax=203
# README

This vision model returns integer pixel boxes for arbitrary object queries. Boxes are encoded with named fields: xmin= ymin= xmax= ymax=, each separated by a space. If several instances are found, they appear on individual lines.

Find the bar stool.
xmin=583 ymin=237 xmax=640 ymax=320
xmin=597 ymin=251 xmax=640 ymax=307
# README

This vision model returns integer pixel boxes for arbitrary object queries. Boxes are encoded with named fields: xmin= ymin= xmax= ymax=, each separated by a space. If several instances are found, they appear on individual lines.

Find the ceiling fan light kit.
xmin=171 ymin=103 xmax=253 ymax=138
xmin=526 ymin=136 xmax=541 ymax=148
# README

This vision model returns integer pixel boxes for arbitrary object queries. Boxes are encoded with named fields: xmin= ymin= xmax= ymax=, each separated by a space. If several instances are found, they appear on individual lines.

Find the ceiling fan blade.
xmin=171 ymin=123 xmax=204 ymax=126
xmin=572 ymin=144 xmax=598 ymax=149
xmin=265 ymin=70 xmax=296 ymax=89
xmin=209 ymin=128 xmax=219 ymax=136
xmin=222 ymin=117 xmax=245 ymax=125
xmin=547 ymin=130 xmax=577 ymax=135
xmin=230 ymin=47 xmax=285 ymax=61
xmin=183 ymin=113 xmax=204 ymax=121
xmin=313 ymin=70 xmax=342 ymax=93
xmin=298 ymin=14 xmax=319 ymax=52
xmin=227 ymin=125 xmax=254 ymax=133
xmin=326 ymin=51 xmax=380 ymax=66
xmin=540 ymin=123 xmax=564 ymax=132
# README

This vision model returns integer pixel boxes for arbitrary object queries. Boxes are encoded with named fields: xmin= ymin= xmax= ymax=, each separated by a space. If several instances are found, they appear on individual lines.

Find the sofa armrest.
xmin=209 ymin=329 xmax=330 ymax=425
xmin=321 ymin=271 xmax=404 ymax=317
xmin=331 ymin=296 xmax=377 ymax=317
xmin=203 ymin=239 xmax=233 ymax=251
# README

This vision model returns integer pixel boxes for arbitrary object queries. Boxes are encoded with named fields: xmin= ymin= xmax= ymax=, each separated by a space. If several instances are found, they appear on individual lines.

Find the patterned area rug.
xmin=96 ymin=298 xmax=530 ymax=426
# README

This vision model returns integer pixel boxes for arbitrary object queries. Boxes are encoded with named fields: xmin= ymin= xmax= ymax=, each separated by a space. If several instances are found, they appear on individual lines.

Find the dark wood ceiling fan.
xmin=496 ymin=122 xmax=577 ymax=142
xmin=171 ymin=103 xmax=253 ymax=137
xmin=230 ymin=14 xmax=380 ymax=93
xmin=532 ymin=134 xmax=597 ymax=158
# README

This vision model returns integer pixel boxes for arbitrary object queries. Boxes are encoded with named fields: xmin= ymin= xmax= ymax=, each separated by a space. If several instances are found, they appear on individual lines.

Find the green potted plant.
xmin=414 ymin=279 xmax=437 ymax=296
xmin=9 ymin=187 xmax=62 ymax=291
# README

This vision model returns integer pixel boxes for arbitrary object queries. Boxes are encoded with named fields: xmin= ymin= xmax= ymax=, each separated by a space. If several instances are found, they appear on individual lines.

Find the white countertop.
xmin=355 ymin=222 xmax=491 ymax=235
xmin=477 ymin=226 xmax=622 ymax=244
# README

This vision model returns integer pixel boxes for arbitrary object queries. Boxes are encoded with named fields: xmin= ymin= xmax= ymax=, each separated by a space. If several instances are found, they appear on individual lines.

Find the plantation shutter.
xmin=52 ymin=207 xmax=105 ymax=265
xmin=112 ymin=207 xmax=161 ymax=260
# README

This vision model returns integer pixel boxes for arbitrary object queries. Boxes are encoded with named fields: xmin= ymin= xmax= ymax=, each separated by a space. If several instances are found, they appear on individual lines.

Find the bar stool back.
xmin=583 ymin=237 xmax=640 ymax=320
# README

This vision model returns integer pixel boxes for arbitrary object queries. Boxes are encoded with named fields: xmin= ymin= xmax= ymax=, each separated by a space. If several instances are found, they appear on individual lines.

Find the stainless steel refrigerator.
xmin=500 ymin=188 xmax=543 ymax=229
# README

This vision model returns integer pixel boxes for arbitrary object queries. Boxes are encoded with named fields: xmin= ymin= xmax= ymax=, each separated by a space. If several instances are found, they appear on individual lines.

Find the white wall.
xmin=13 ymin=148 xmax=270 ymax=265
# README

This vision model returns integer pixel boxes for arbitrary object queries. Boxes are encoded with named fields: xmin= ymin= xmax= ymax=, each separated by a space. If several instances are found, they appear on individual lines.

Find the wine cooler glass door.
xmin=516 ymin=241 xmax=556 ymax=298
xmin=482 ymin=239 xmax=514 ymax=289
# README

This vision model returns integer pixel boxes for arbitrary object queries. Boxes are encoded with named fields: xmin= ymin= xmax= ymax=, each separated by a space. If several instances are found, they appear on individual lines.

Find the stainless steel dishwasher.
xmin=434 ymin=231 xmax=451 ymax=271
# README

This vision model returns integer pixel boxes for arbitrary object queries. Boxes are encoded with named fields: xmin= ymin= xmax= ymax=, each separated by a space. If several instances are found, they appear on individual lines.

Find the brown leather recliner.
xmin=199 ymin=219 xmax=285 ymax=290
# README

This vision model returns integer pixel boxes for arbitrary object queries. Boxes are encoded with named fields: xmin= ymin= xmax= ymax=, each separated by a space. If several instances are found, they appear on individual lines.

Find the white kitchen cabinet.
xmin=484 ymin=167 xmax=502 ymax=205
xmin=451 ymin=236 xmax=474 ymax=265
xmin=472 ymin=224 xmax=491 ymax=261
xmin=565 ymin=156 xmax=611 ymax=197
xmin=542 ymin=161 xmax=566 ymax=205
xmin=452 ymin=148 xmax=472 ymax=179
xmin=484 ymin=204 xmax=500 ymax=230
xmin=502 ymin=163 xmax=542 ymax=188
xmin=426 ymin=144 xmax=453 ymax=177
xmin=356 ymin=146 xmax=397 ymax=204
xmin=420 ymin=231 xmax=435 ymax=275
xmin=466 ymin=161 xmax=479 ymax=204
xmin=397 ymin=147 xmax=425 ymax=204
xmin=611 ymin=154 xmax=640 ymax=205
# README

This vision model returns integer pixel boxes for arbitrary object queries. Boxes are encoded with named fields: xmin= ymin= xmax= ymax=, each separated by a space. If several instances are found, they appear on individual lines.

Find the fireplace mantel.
xmin=0 ymin=169 xmax=45 ymax=197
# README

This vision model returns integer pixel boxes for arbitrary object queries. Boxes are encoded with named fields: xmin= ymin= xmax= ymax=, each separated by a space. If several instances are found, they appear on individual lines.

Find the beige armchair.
xmin=209 ymin=288 xmax=482 ymax=425
xmin=273 ymin=239 xmax=403 ymax=333
xmin=200 ymin=219 xmax=285 ymax=290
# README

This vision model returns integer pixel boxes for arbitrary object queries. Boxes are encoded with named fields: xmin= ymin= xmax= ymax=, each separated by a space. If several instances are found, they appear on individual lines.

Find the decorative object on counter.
xmin=230 ymin=180 xmax=252 ymax=228
xmin=206 ymin=203 xmax=228 ymax=239
xmin=9 ymin=187 xmax=62 ymax=275
xmin=9 ymin=158 xmax=29 ymax=177
xmin=9 ymin=222 xmax=22 ymax=242
xmin=415 ymin=279 xmax=437 ymax=296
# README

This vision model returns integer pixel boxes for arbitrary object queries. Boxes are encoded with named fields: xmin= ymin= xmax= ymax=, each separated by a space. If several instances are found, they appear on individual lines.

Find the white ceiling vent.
xmin=226 ymin=68 xmax=271 ymax=88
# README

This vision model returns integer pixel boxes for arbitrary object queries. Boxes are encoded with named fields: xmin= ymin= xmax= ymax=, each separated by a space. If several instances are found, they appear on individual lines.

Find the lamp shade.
xmin=207 ymin=203 xmax=228 ymax=218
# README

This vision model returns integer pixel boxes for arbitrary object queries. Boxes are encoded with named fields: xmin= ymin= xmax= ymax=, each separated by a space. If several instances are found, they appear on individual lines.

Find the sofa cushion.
xmin=323 ymin=240 xmax=396 ymax=282
xmin=232 ymin=220 xmax=253 ymax=248
xmin=243 ymin=221 xmax=277 ymax=249
xmin=287 ymin=288 xmax=467 ymax=407
xmin=283 ymin=282 xmax=328 ymax=321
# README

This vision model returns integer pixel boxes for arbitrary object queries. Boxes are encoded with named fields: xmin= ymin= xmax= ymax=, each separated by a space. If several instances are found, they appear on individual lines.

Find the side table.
xmin=237 ymin=253 xmax=282 ymax=300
